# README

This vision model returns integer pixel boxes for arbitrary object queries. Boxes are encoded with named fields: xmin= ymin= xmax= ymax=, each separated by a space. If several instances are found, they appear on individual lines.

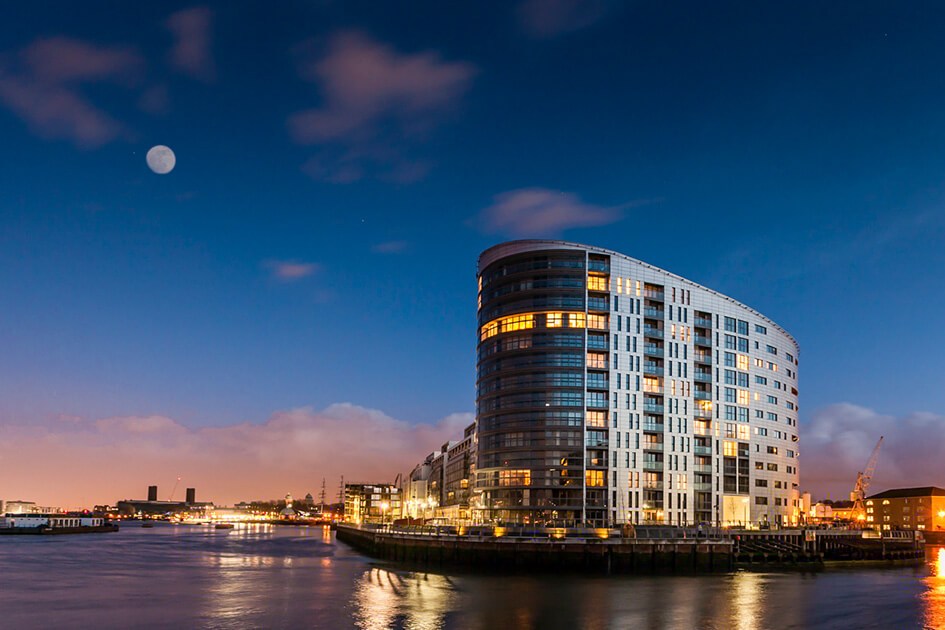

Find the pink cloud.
xmin=264 ymin=260 xmax=320 ymax=281
xmin=0 ymin=404 xmax=473 ymax=509
xmin=474 ymin=187 xmax=626 ymax=237
xmin=800 ymin=403 xmax=945 ymax=500
xmin=517 ymin=0 xmax=615 ymax=38
xmin=288 ymin=31 xmax=476 ymax=182
xmin=23 ymin=37 xmax=143 ymax=83
xmin=0 ymin=37 xmax=144 ymax=148
xmin=166 ymin=6 xmax=215 ymax=81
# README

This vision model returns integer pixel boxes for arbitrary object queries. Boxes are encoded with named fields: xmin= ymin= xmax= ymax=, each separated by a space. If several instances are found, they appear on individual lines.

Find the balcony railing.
xmin=693 ymin=482 xmax=713 ymax=492
xmin=643 ymin=308 xmax=664 ymax=319
xmin=694 ymin=390 xmax=712 ymax=401
xmin=694 ymin=353 xmax=712 ymax=364
xmin=694 ymin=335 xmax=711 ymax=346
xmin=694 ymin=464 xmax=713 ymax=474
xmin=643 ymin=403 xmax=664 ymax=414
xmin=694 ymin=372 xmax=712 ymax=383
xmin=694 ymin=408 xmax=712 ymax=420
xmin=694 ymin=317 xmax=713 ymax=328
xmin=643 ymin=327 xmax=664 ymax=339
xmin=643 ymin=345 xmax=664 ymax=357
xmin=642 ymin=422 xmax=664 ymax=432
xmin=643 ymin=460 xmax=663 ymax=471
xmin=642 ymin=481 xmax=663 ymax=490
xmin=643 ymin=364 xmax=663 ymax=376
xmin=587 ymin=338 xmax=607 ymax=350
xmin=588 ymin=260 xmax=609 ymax=273
xmin=642 ymin=385 xmax=664 ymax=394
xmin=694 ymin=445 xmax=712 ymax=455
xmin=587 ymin=298 xmax=609 ymax=312
xmin=643 ymin=289 xmax=664 ymax=301
xmin=643 ymin=443 xmax=664 ymax=452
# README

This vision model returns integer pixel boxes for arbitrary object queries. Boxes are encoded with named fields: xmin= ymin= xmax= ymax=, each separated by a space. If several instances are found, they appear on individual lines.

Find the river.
xmin=0 ymin=523 xmax=941 ymax=629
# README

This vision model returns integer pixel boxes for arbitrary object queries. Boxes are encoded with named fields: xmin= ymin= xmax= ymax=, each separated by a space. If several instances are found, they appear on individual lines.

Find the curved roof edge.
xmin=478 ymin=239 xmax=799 ymax=353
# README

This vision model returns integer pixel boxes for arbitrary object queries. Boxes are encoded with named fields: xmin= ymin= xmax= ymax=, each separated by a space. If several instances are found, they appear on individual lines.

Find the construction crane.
xmin=168 ymin=476 xmax=182 ymax=502
xmin=850 ymin=436 xmax=883 ymax=521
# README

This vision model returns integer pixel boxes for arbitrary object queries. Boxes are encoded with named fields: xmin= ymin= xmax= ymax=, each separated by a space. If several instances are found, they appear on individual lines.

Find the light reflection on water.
xmin=923 ymin=547 xmax=945 ymax=629
xmin=0 ymin=526 xmax=941 ymax=629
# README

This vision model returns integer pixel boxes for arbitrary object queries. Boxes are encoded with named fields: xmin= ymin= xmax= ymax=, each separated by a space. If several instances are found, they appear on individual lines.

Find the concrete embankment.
xmin=336 ymin=525 xmax=733 ymax=573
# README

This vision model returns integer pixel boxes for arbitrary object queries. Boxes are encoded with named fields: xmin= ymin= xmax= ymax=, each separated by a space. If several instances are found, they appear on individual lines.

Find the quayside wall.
xmin=336 ymin=525 xmax=733 ymax=573
xmin=336 ymin=525 xmax=925 ymax=573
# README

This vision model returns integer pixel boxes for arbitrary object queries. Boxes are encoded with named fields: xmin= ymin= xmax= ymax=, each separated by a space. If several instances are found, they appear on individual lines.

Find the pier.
xmin=336 ymin=524 xmax=924 ymax=573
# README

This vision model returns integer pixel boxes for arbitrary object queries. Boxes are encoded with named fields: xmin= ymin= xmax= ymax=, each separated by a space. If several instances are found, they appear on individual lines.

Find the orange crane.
xmin=850 ymin=436 xmax=883 ymax=522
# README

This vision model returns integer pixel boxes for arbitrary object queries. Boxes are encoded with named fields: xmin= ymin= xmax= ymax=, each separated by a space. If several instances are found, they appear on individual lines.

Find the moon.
xmin=146 ymin=145 xmax=176 ymax=174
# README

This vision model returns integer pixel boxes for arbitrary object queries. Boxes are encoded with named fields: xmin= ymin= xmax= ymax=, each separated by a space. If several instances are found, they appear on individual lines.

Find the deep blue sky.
xmin=2 ymin=0 xmax=944 ymax=436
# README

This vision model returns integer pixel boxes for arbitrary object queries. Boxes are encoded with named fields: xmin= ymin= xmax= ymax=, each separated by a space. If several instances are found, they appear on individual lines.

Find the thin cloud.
xmin=801 ymin=403 xmax=945 ymax=500
xmin=264 ymin=260 xmax=321 ymax=282
xmin=517 ymin=0 xmax=616 ymax=38
xmin=166 ymin=6 xmax=215 ymax=81
xmin=288 ymin=30 xmax=476 ymax=183
xmin=372 ymin=240 xmax=410 ymax=254
xmin=138 ymin=84 xmax=169 ymax=115
xmin=0 ymin=37 xmax=144 ymax=147
xmin=474 ymin=187 xmax=637 ymax=237
xmin=0 ymin=404 xmax=473 ymax=508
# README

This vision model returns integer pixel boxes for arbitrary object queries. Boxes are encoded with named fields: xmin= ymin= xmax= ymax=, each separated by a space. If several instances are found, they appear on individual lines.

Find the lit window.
xmin=636 ymin=280 xmax=641 ymax=296
xmin=723 ymin=441 xmax=736 ymax=457
xmin=588 ymin=274 xmax=608 ymax=292
xmin=737 ymin=390 xmax=749 ymax=405
xmin=587 ymin=314 xmax=609 ymax=330
xmin=616 ymin=277 xmax=623 ymax=293
xmin=678 ymin=475 xmax=688 ymax=490
xmin=587 ymin=352 xmax=608 ymax=369
xmin=479 ymin=313 xmax=536 ymax=340
xmin=569 ymin=312 xmax=586 ymax=328
xmin=755 ymin=358 xmax=764 ymax=367
xmin=737 ymin=355 xmax=749 ymax=371
xmin=737 ymin=425 xmax=749 ymax=440
xmin=499 ymin=470 xmax=531 ymax=486
xmin=546 ymin=312 xmax=563 ymax=327
xmin=585 ymin=470 xmax=604 ymax=487
xmin=586 ymin=411 xmax=607 ymax=427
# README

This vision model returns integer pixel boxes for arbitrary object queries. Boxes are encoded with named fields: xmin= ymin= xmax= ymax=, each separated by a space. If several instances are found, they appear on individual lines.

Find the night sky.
xmin=2 ymin=0 xmax=944 ymax=506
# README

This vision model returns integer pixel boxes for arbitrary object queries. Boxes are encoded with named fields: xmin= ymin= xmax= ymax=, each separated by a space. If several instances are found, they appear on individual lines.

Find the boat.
xmin=141 ymin=522 xmax=154 ymax=528
xmin=214 ymin=523 xmax=234 ymax=529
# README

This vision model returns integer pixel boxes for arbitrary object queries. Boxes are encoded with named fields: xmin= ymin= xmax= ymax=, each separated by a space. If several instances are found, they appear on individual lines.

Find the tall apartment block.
xmin=475 ymin=240 xmax=801 ymax=527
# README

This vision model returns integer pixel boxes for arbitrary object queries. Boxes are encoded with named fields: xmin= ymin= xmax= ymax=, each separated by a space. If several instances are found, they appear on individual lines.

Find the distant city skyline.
xmin=1 ymin=0 xmax=944 ymax=507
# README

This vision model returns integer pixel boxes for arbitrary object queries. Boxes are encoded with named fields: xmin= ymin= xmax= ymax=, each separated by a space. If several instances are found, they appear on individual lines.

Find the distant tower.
xmin=185 ymin=488 xmax=196 ymax=504
xmin=148 ymin=485 xmax=158 ymax=502
xmin=320 ymin=478 xmax=327 ymax=512
xmin=285 ymin=493 xmax=293 ymax=509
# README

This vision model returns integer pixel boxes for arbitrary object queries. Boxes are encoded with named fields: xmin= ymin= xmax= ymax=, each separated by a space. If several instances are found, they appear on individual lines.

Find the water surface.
xmin=0 ymin=523 xmax=942 ymax=629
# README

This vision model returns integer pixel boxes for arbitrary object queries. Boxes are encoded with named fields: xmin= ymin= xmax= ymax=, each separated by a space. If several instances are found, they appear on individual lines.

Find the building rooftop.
xmin=867 ymin=486 xmax=945 ymax=500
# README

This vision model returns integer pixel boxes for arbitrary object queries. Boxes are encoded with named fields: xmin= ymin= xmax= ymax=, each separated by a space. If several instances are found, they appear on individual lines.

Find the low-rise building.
xmin=344 ymin=484 xmax=401 ymax=524
xmin=0 ymin=500 xmax=60 ymax=514
xmin=866 ymin=487 xmax=945 ymax=532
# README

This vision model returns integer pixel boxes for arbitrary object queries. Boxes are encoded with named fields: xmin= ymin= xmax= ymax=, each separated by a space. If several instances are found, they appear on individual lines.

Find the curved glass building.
xmin=475 ymin=240 xmax=800 ymax=527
